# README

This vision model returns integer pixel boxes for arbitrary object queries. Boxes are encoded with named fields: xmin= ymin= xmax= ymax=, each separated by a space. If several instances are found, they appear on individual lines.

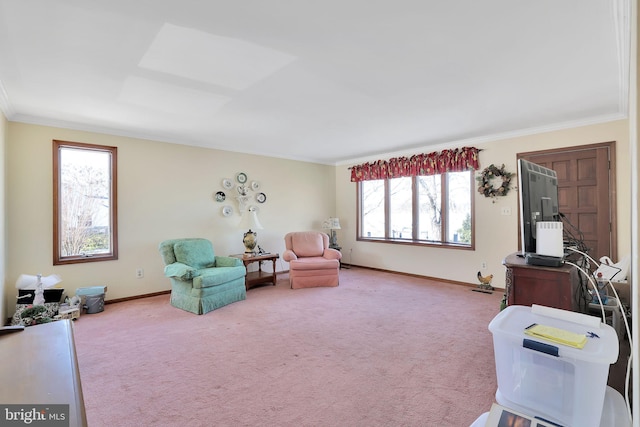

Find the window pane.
xmin=361 ymin=180 xmax=385 ymax=238
xmin=389 ymin=177 xmax=412 ymax=239
xmin=446 ymin=171 xmax=471 ymax=243
xmin=417 ymin=175 xmax=441 ymax=241
xmin=54 ymin=140 xmax=117 ymax=264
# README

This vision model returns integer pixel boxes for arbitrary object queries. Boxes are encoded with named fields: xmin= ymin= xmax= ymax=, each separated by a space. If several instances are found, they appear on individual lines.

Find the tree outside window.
xmin=53 ymin=140 xmax=118 ymax=264
xmin=360 ymin=180 xmax=385 ymax=238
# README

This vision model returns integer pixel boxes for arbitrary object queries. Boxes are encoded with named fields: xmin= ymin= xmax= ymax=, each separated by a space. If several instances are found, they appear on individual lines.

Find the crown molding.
xmin=336 ymin=113 xmax=628 ymax=167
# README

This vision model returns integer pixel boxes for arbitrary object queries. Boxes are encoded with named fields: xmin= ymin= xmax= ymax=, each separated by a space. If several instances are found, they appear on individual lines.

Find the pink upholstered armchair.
xmin=283 ymin=231 xmax=342 ymax=289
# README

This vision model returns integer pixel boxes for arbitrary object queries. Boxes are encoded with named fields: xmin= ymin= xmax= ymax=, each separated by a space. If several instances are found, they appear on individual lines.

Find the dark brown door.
xmin=518 ymin=142 xmax=616 ymax=261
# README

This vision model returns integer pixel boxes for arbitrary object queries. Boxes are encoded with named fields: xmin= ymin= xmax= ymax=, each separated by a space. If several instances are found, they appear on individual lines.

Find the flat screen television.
xmin=517 ymin=158 xmax=561 ymax=255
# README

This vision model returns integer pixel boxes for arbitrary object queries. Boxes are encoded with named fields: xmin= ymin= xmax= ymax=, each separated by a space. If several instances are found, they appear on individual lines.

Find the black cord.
xmin=569 ymin=253 xmax=592 ymax=314
xmin=559 ymin=212 xmax=590 ymax=254
xmin=558 ymin=212 xmax=595 ymax=312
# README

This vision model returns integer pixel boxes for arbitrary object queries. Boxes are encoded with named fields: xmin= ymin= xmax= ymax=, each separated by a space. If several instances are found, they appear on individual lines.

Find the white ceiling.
xmin=0 ymin=1 xmax=630 ymax=165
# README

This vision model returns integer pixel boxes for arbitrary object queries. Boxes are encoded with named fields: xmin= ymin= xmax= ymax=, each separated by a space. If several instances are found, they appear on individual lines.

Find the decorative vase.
xmin=243 ymin=230 xmax=258 ymax=254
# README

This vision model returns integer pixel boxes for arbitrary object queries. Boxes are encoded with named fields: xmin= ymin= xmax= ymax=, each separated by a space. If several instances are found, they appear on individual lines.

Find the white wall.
xmin=335 ymin=119 xmax=631 ymax=289
xmin=5 ymin=122 xmax=336 ymax=304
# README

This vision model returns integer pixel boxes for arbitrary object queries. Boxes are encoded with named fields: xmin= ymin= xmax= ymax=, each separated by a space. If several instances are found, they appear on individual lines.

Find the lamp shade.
xmin=239 ymin=207 xmax=263 ymax=230
xmin=322 ymin=217 xmax=341 ymax=248
xmin=323 ymin=217 xmax=341 ymax=230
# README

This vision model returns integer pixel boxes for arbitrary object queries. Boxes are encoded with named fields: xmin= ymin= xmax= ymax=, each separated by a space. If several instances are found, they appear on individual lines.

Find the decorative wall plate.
xmin=237 ymin=184 xmax=249 ymax=196
xmin=222 ymin=205 xmax=233 ymax=217
xmin=214 ymin=191 xmax=226 ymax=202
xmin=236 ymin=172 xmax=247 ymax=183
xmin=222 ymin=178 xmax=233 ymax=189
xmin=256 ymin=192 xmax=267 ymax=203
xmin=251 ymin=180 xmax=260 ymax=190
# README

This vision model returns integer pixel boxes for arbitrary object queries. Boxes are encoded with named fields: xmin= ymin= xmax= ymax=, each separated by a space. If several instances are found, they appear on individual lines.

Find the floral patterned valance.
xmin=349 ymin=146 xmax=480 ymax=182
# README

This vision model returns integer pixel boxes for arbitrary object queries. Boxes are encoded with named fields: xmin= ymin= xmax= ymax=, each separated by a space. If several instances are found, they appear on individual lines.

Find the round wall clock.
xmin=222 ymin=205 xmax=233 ymax=217
xmin=256 ymin=192 xmax=267 ymax=203
xmin=236 ymin=172 xmax=247 ymax=183
xmin=214 ymin=191 xmax=226 ymax=202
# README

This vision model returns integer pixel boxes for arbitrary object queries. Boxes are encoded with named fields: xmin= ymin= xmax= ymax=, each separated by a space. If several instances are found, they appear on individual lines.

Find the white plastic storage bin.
xmin=488 ymin=305 xmax=619 ymax=427
xmin=470 ymin=387 xmax=630 ymax=427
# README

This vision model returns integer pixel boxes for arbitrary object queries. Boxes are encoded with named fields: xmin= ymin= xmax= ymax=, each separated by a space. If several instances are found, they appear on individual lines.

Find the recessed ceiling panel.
xmin=119 ymin=76 xmax=231 ymax=117
xmin=139 ymin=23 xmax=297 ymax=90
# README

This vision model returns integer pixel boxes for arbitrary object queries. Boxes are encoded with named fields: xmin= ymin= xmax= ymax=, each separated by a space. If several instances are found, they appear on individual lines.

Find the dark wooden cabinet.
xmin=503 ymin=252 xmax=582 ymax=312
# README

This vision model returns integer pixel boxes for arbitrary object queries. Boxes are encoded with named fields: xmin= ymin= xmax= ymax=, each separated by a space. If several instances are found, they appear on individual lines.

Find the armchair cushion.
xmin=214 ymin=256 xmax=243 ymax=268
xmin=174 ymin=239 xmax=216 ymax=269
xmin=193 ymin=266 xmax=247 ymax=289
xmin=282 ymin=249 xmax=298 ymax=262
xmin=164 ymin=262 xmax=200 ymax=281
xmin=289 ymin=232 xmax=324 ymax=257
xmin=322 ymin=247 xmax=342 ymax=260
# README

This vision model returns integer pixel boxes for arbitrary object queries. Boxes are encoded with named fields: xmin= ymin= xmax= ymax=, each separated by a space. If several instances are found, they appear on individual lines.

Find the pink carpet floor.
xmin=72 ymin=267 xmax=503 ymax=426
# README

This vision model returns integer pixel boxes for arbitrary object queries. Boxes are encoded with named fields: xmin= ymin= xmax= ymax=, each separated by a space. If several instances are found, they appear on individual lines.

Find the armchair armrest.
xmin=164 ymin=262 xmax=200 ymax=280
xmin=283 ymin=250 xmax=298 ymax=262
xmin=214 ymin=256 xmax=243 ymax=268
xmin=323 ymin=248 xmax=342 ymax=260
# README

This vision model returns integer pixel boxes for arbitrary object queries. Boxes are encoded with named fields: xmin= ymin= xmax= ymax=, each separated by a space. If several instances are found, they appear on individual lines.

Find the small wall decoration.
xmin=236 ymin=172 xmax=247 ymax=184
xmin=476 ymin=164 xmax=513 ymax=201
xmin=217 ymin=173 xmax=267 ymax=215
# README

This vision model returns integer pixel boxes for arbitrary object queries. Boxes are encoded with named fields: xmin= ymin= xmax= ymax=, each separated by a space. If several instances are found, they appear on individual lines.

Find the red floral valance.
xmin=349 ymin=147 xmax=480 ymax=182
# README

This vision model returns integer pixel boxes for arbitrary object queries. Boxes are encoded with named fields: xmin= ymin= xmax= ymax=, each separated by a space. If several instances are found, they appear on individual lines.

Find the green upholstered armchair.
xmin=158 ymin=238 xmax=246 ymax=314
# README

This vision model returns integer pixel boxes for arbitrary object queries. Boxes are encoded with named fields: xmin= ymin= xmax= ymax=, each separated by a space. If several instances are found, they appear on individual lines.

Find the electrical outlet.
xmin=136 ymin=268 xmax=144 ymax=279
xmin=481 ymin=262 xmax=487 ymax=269
xmin=501 ymin=207 xmax=512 ymax=216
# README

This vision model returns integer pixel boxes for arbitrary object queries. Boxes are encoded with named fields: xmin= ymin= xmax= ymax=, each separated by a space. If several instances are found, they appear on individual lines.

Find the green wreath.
xmin=476 ymin=164 xmax=513 ymax=199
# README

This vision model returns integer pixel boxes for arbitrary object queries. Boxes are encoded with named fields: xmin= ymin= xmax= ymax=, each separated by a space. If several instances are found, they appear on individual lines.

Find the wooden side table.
xmin=329 ymin=244 xmax=343 ymax=268
xmin=230 ymin=253 xmax=279 ymax=290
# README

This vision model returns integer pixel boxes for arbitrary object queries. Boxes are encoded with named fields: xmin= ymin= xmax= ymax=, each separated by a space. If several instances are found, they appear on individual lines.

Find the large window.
xmin=358 ymin=171 xmax=474 ymax=248
xmin=53 ymin=140 xmax=118 ymax=265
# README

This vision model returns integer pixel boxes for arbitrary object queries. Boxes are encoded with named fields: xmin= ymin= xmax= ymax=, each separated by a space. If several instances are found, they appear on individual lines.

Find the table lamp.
xmin=240 ymin=207 xmax=263 ymax=255
xmin=322 ymin=217 xmax=341 ymax=249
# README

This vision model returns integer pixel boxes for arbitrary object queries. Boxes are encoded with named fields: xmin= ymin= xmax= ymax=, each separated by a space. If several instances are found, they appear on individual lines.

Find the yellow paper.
xmin=524 ymin=323 xmax=587 ymax=349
